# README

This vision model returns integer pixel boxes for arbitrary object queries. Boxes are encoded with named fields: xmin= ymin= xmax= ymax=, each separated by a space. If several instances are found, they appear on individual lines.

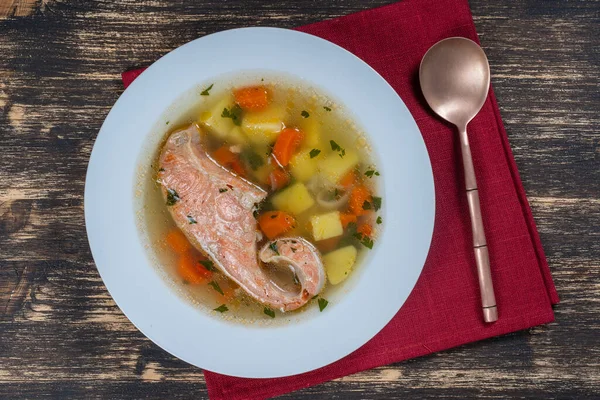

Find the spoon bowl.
xmin=419 ymin=37 xmax=490 ymax=129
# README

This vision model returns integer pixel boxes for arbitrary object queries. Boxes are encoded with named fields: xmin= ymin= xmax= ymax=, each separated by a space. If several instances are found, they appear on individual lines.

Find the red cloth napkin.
xmin=122 ymin=1 xmax=559 ymax=398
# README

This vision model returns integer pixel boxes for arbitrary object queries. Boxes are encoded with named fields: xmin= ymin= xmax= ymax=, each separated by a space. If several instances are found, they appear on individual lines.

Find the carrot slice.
xmin=212 ymin=146 xmax=246 ymax=177
xmin=272 ymin=128 xmax=304 ymax=167
xmin=269 ymin=168 xmax=290 ymax=191
xmin=165 ymin=229 xmax=190 ymax=254
xmin=316 ymin=236 xmax=341 ymax=253
xmin=357 ymin=223 xmax=373 ymax=238
xmin=258 ymin=211 xmax=296 ymax=239
xmin=339 ymin=170 xmax=357 ymax=188
xmin=177 ymin=253 xmax=210 ymax=284
xmin=348 ymin=185 xmax=372 ymax=216
xmin=234 ymin=86 xmax=270 ymax=111
xmin=339 ymin=212 xmax=358 ymax=229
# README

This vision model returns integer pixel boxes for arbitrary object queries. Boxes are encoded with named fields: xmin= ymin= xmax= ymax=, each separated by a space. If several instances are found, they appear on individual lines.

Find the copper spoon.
xmin=419 ymin=37 xmax=498 ymax=323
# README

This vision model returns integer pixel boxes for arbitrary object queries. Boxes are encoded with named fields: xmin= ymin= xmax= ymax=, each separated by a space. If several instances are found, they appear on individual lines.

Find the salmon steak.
xmin=157 ymin=124 xmax=325 ymax=311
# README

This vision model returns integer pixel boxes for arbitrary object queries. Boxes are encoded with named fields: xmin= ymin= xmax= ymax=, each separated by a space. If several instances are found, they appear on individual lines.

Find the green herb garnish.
xmin=376 ymin=216 xmax=383 ymax=225
xmin=166 ymin=188 xmax=180 ymax=206
xmin=269 ymin=242 xmax=279 ymax=255
xmin=309 ymin=149 xmax=321 ymax=159
xmin=201 ymin=83 xmax=214 ymax=96
xmin=219 ymin=188 xmax=228 ymax=193
xmin=323 ymin=106 xmax=332 ymax=112
xmin=241 ymin=149 xmax=264 ymax=171
xmin=353 ymin=233 xmax=374 ymax=249
xmin=166 ymin=121 xmax=170 ymax=125
xmin=372 ymin=196 xmax=382 ymax=211
xmin=330 ymin=140 xmax=346 ymax=158
xmin=209 ymin=281 xmax=224 ymax=295
xmin=200 ymin=260 xmax=217 ymax=272
xmin=221 ymin=105 xmax=242 ymax=126
xmin=318 ymin=298 xmax=329 ymax=311
xmin=365 ymin=169 xmax=380 ymax=178
xmin=264 ymin=307 xmax=275 ymax=318
xmin=214 ymin=304 xmax=228 ymax=313
xmin=362 ymin=200 xmax=372 ymax=210
xmin=187 ymin=215 xmax=197 ymax=224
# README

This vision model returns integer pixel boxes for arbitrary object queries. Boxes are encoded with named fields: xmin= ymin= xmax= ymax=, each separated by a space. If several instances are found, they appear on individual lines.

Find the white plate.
xmin=85 ymin=27 xmax=434 ymax=378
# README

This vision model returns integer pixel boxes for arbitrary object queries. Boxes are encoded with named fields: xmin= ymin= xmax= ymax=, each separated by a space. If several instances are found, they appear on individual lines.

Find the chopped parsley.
xmin=330 ymin=140 xmax=342 ymax=152
xmin=200 ymin=83 xmax=214 ymax=96
xmin=208 ymin=281 xmax=224 ymax=295
xmin=376 ymin=216 xmax=383 ymax=225
xmin=372 ymin=196 xmax=382 ymax=211
xmin=214 ymin=304 xmax=228 ymax=313
xmin=219 ymin=188 xmax=228 ymax=193
xmin=354 ymin=233 xmax=374 ymax=249
xmin=301 ymin=110 xmax=310 ymax=118
xmin=269 ymin=242 xmax=279 ymax=255
xmin=309 ymin=149 xmax=321 ymax=158
xmin=318 ymin=298 xmax=329 ymax=311
xmin=166 ymin=188 xmax=180 ymax=206
xmin=264 ymin=307 xmax=275 ymax=318
xmin=241 ymin=149 xmax=264 ymax=171
xmin=165 ymin=121 xmax=170 ymax=125
xmin=199 ymin=260 xmax=217 ymax=272
xmin=365 ymin=169 xmax=380 ymax=178
xmin=330 ymin=140 xmax=346 ymax=158
xmin=187 ymin=215 xmax=197 ymax=224
xmin=221 ymin=105 xmax=242 ymax=126
xmin=323 ymin=106 xmax=332 ymax=112
xmin=362 ymin=200 xmax=372 ymax=210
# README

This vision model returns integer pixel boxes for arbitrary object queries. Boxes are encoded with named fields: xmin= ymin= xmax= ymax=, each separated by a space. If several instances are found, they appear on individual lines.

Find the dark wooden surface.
xmin=1 ymin=0 xmax=599 ymax=398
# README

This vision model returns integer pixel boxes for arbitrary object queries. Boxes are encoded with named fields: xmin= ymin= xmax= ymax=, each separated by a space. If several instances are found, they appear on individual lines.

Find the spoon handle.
xmin=459 ymin=126 xmax=498 ymax=323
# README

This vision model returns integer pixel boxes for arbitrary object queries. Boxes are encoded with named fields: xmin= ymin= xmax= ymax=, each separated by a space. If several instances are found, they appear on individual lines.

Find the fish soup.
xmin=142 ymin=75 xmax=383 ymax=323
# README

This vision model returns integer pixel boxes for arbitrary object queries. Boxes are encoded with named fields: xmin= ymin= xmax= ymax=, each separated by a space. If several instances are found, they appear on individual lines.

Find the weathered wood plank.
xmin=1 ymin=0 xmax=599 ymax=398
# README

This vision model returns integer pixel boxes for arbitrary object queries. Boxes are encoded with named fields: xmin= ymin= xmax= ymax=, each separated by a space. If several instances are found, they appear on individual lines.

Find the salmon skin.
xmin=158 ymin=124 xmax=325 ymax=311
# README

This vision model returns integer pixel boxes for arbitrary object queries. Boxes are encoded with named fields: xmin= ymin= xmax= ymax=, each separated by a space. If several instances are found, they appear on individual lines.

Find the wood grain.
xmin=1 ymin=0 xmax=599 ymax=398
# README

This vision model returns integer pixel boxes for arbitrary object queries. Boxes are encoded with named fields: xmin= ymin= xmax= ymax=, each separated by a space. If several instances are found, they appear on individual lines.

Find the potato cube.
xmin=271 ymin=182 xmax=314 ymax=215
xmin=252 ymin=163 xmax=272 ymax=185
xmin=199 ymin=95 xmax=237 ymax=139
xmin=227 ymin=127 xmax=248 ymax=145
xmin=323 ymin=245 xmax=357 ymax=285
xmin=241 ymin=105 xmax=286 ymax=145
xmin=319 ymin=150 xmax=359 ymax=184
xmin=289 ymin=149 xmax=320 ymax=182
xmin=300 ymin=117 xmax=322 ymax=148
xmin=310 ymin=211 xmax=343 ymax=241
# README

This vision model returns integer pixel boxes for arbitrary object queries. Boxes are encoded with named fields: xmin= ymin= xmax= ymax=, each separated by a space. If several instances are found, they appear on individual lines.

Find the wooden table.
xmin=1 ymin=0 xmax=598 ymax=398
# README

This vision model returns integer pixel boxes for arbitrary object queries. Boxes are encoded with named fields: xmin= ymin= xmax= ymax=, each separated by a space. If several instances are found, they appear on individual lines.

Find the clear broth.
xmin=138 ymin=72 xmax=382 ymax=324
